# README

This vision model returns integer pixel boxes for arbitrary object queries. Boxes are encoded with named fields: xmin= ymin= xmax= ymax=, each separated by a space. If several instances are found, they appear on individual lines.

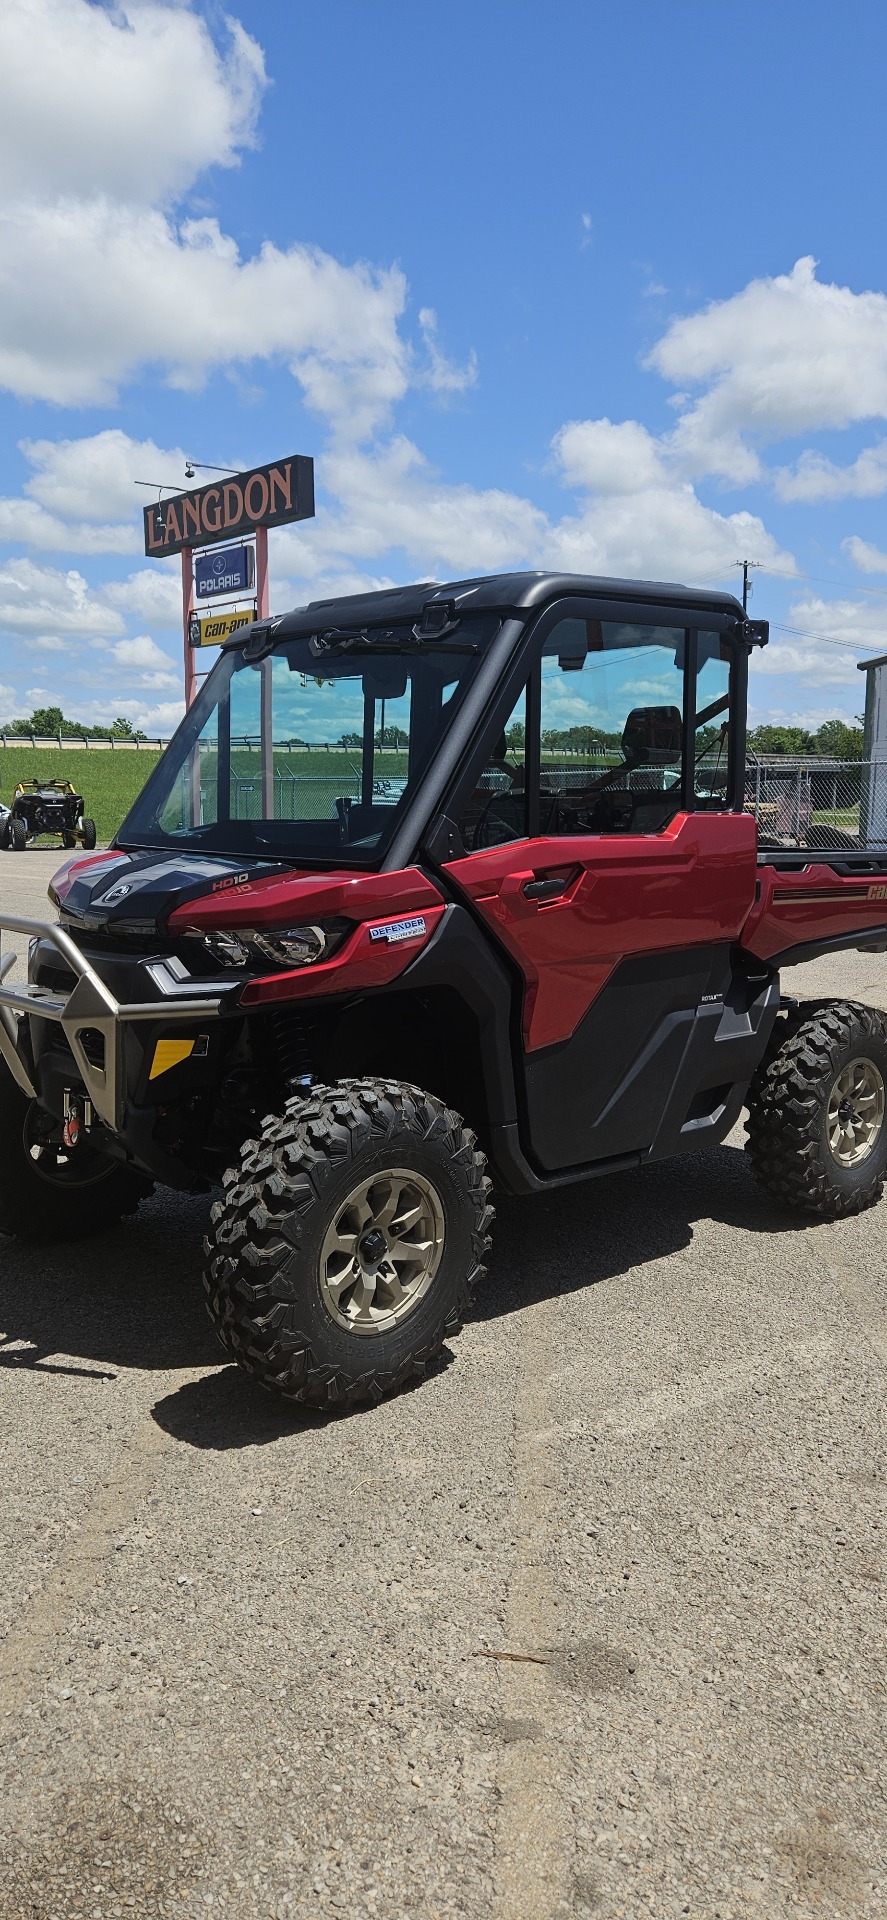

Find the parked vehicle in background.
xmin=2 ymin=779 xmax=96 ymax=852
xmin=2 ymin=572 xmax=887 ymax=1414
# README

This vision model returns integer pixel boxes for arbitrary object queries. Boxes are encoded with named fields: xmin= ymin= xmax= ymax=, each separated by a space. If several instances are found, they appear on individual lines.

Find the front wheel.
xmin=8 ymin=818 xmax=25 ymax=851
xmin=79 ymin=817 xmax=97 ymax=849
xmin=0 ymin=1062 xmax=152 ymax=1239
xmin=203 ymin=1079 xmax=493 ymax=1408
xmin=746 ymin=1000 xmax=887 ymax=1218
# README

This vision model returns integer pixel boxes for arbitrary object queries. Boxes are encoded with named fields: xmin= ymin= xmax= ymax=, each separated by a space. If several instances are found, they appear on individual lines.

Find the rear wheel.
xmin=8 ymin=818 xmax=25 ymax=852
xmin=746 ymin=1000 xmax=887 ymax=1217
xmin=79 ymin=817 xmax=97 ymax=849
xmin=203 ymin=1078 xmax=493 ymax=1407
xmin=0 ymin=1062 xmax=152 ymax=1240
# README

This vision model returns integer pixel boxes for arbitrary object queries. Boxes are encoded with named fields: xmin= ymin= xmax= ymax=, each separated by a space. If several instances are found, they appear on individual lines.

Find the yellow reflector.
xmin=149 ymin=1038 xmax=196 ymax=1081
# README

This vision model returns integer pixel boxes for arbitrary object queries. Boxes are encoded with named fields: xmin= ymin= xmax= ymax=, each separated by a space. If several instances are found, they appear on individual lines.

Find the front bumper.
xmin=0 ymin=912 xmax=225 ymax=1131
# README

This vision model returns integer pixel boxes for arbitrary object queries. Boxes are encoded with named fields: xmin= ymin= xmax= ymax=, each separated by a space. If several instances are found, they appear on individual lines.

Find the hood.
xmin=50 ymin=847 xmax=286 ymax=938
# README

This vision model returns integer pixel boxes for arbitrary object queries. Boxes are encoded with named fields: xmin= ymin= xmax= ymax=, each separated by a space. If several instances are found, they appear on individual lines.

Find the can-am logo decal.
xmin=95 ymin=880 xmax=133 ymax=904
xmin=369 ymin=916 xmax=427 ymax=944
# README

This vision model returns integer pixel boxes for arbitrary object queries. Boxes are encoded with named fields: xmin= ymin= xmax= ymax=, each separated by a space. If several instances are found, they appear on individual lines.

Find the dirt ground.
xmin=0 ymin=849 xmax=884 ymax=1918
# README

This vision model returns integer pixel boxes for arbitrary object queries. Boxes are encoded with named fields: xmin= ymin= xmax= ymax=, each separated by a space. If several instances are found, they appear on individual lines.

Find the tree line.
xmin=510 ymin=719 xmax=867 ymax=759
xmin=747 ymin=720 xmax=864 ymax=759
xmin=1 ymin=705 xmax=147 ymax=742
xmin=5 ymin=706 xmax=865 ymax=761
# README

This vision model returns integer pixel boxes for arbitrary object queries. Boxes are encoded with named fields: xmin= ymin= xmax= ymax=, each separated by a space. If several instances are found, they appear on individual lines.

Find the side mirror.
xmin=621 ymin=705 xmax=682 ymax=762
xmin=365 ymin=662 xmax=408 ymax=699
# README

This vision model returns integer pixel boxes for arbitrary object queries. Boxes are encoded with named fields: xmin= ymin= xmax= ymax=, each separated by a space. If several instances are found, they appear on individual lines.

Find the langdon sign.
xmin=194 ymin=545 xmax=254 ymax=599
xmin=143 ymin=454 xmax=314 ymax=556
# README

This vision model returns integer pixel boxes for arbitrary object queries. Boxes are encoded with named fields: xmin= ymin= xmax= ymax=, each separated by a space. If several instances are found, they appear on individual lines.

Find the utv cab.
xmin=3 ymin=778 xmax=96 ymax=853
xmin=1 ymin=571 xmax=886 ymax=1411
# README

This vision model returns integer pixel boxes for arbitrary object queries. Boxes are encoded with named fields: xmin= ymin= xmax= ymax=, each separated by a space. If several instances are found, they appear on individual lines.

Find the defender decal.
xmin=369 ymin=916 xmax=428 ymax=944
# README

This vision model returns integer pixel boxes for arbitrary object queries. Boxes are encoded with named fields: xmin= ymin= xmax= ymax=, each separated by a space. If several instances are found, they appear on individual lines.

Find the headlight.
xmin=251 ymin=923 xmax=346 ymax=967
xmin=200 ymin=930 xmax=252 ymax=968
xmin=197 ymin=919 xmax=350 ymax=970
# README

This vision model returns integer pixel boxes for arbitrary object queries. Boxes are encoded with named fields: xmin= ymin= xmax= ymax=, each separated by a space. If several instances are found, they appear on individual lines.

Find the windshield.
xmin=118 ymin=617 xmax=502 ymax=863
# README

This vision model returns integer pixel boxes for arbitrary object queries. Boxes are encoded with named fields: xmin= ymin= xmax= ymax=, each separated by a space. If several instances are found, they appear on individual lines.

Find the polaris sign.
xmin=194 ymin=546 xmax=254 ymax=600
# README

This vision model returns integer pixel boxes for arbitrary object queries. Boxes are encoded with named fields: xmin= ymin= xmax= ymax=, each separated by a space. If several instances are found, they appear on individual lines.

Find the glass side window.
xmin=693 ymin=635 xmax=732 ymax=809
xmin=457 ymin=689 xmax=528 ymax=849
xmin=538 ymin=619 xmax=686 ymax=835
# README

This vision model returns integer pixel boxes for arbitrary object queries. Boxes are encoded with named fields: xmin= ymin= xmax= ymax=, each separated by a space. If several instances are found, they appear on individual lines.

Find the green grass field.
xmin=0 ymin=750 xmax=162 ymax=845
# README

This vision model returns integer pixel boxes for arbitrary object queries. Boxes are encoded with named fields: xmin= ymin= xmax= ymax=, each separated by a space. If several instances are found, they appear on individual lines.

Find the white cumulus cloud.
xmin=842 ymin=534 xmax=887 ymax=575
xmin=0 ymin=0 xmax=266 ymax=204
xmin=109 ymin=634 xmax=176 ymax=675
xmin=553 ymin=418 xmax=670 ymax=495
xmin=0 ymin=1 xmax=416 ymax=432
xmin=0 ymin=559 xmax=123 ymax=636
xmin=649 ymin=256 xmax=887 ymax=484
xmin=775 ymin=442 xmax=887 ymax=503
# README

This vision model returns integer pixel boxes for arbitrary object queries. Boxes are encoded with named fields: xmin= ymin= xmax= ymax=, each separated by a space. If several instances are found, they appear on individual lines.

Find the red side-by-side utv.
xmin=1 ymin=572 xmax=886 ymax=1407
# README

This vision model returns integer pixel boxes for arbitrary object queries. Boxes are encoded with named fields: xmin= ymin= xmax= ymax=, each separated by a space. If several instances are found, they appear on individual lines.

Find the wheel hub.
xmin=319 ymin=1167 xmax=445 ymax=1336
xmin=826 ymin=1056 xmax=885 ymax=1168
xmin=22 ymin=1102 xmax=116 ymax=1192
xmin=357 ymin=1226 xmax=387 ymax=1266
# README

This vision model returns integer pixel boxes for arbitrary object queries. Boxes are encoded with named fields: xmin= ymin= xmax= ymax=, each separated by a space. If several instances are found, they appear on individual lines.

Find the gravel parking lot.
xmin=0 ymin=850 xmax=885 ymax=1919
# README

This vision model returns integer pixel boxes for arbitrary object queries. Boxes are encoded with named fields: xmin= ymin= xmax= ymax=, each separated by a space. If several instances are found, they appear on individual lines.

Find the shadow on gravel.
xmin=150 ymin=1346 xmax=456 ymax=1449
xmin=0 ymin=1136 xmax=810 ymax=1439
xmin=151 ymin=1365 xmax=327 ymax=1447
xmin=0 ymin=1190 xmax=218 ymax=1375
xmin=474 ymin=1138 xmax=809 ymax=1323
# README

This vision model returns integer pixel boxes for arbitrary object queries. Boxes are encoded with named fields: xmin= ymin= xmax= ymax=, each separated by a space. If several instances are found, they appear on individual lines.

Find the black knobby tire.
xmin=80 ymin=818 xmax=97 ymax=849
xmin=0 ymin=1061 xmax=152 ymax=1240
xmin=203 ymin=1078 xmax=494 ymax=1408
xmin=746 ymin=1000 xmax=887 ymax=1218
xmin=8 ymin=818 xmax=25 ymax=852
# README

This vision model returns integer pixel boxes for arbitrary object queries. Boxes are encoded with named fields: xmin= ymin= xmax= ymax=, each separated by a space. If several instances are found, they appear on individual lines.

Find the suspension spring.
xmin=269 ymin=1009 xmax=316 ymax=1086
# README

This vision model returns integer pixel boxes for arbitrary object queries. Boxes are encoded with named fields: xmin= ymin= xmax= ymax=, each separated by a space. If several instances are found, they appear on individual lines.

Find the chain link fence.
xmin=161 ymin=739 xmax=887 ymax=850
xmin=744 ymin=759 xmax=887 ymax=851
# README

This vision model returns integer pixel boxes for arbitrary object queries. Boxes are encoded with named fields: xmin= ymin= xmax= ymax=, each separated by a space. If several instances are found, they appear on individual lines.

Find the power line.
xmin=762 ymin=564 xmax=887 ymax=597
xmin=717 ymin=561 xmax=887 ymax=599
xmin=772 ymin=622 xmax=885 ymax=654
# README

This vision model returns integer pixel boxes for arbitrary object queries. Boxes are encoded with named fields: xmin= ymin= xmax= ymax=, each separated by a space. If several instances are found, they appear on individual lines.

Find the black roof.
xmin=273 ymin=570 xmax=745 ymax=637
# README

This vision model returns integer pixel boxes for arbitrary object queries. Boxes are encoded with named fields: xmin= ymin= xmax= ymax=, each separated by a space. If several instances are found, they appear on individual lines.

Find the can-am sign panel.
xmin=194 ymin=545 xmax=254 ymax=599
xmin=189 ymin=608 xmax=255 ymax=647
xmin=143 ymin=455 xmax=314 ymax=556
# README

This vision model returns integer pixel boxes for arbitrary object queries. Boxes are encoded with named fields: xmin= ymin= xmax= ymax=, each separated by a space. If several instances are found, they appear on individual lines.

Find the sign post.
xmin=182 ymin=545 xmax=196 ymax=711
xmin=143 ymin=455 xmax=314 ymax=709
xmin=256 ymin=524 xmax=273 ymax=815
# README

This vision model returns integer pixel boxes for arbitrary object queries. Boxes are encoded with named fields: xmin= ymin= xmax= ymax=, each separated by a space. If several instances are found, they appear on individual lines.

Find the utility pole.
xmin=735 ymin=558 xmax=761 ymax=613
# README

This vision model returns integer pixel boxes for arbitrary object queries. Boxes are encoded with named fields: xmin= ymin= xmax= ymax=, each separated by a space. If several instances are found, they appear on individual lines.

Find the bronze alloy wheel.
xmin=745 ymin=1001 xmax=887 ymax=1219
xmin=319 ymin=1166 xmax=446 ymax=1336
xmin=203 ymin=1080 xmax=493 ymax=1407
xmin=826 ymin=1056 xmax=885 ymax=1168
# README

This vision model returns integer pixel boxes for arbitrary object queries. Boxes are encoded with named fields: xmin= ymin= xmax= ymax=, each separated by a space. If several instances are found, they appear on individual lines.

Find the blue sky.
xmin=2 ymin=0 xmax=887 ymax=735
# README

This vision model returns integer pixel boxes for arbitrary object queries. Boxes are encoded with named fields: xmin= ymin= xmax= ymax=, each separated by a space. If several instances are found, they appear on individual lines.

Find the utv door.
xmin=443 ymin=606 xmax=758 ymax=1172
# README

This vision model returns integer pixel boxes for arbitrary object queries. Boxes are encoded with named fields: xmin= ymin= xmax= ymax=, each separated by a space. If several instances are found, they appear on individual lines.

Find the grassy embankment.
xmin=0 ymin=750 xmax=162 ymax=845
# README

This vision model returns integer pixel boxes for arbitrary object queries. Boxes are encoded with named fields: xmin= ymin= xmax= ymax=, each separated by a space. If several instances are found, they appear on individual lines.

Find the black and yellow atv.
xmin=2 ymin=779 xmax=96 ymax=852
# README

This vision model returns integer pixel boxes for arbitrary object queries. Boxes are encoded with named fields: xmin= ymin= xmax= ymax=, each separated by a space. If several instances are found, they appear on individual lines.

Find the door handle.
xmin=522 ymin=875 xmax=570 ymax=902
